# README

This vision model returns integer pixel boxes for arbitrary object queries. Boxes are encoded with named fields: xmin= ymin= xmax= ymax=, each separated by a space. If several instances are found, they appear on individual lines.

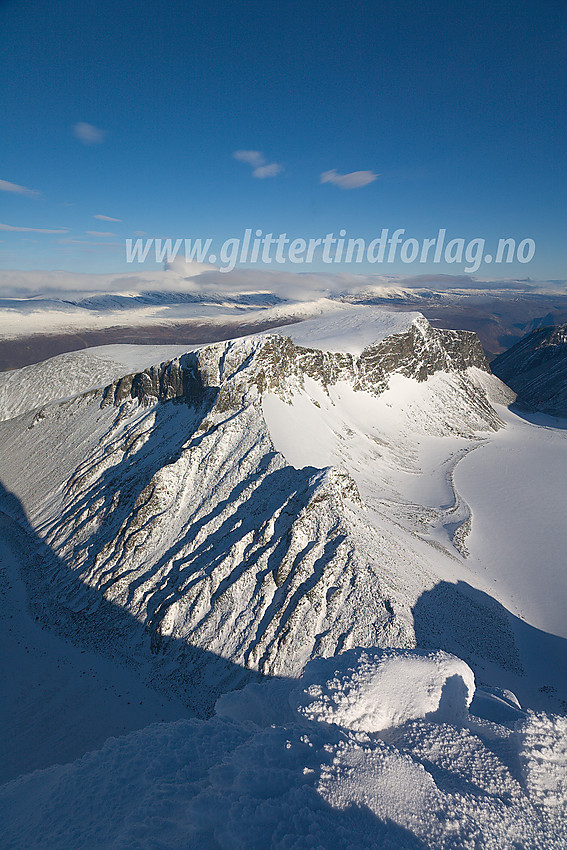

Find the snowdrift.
xmin=1 ymin=647 xmax=565 ymax=849
xmin=291 ymin=648 xmax=475 ymax=732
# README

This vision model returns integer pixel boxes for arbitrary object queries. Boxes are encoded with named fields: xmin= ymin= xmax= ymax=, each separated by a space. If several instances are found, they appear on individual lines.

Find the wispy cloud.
xmin=85 ymin=230 xmax=116 ymax=237
xmin=233 ymin=150 xmax=283 ymax=179
xmin=73 ymin=122 xmax=106 ymax=145
xmin=233 ymin=150 xmax=264 ymax=167
xmin=320 ymin=169 xmax=379 ymax=189
xmin=0 ymin=222 xmax=68 ymax=234
xmin=0 ymin=179 xmax=40 ymax=198
xmin=93 ymin=214 xmax=121 ymax=222
xmin=253 ymin=163 xmax=284 ymax=178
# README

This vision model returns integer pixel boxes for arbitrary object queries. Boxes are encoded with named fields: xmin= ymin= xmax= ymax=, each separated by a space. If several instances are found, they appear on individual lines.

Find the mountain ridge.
xmin=0 ymin=310 xmax=519 ymax=716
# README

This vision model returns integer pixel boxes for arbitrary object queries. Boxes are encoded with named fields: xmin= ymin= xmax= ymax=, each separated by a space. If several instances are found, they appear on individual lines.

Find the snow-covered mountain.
xmin=1 ymin=306 xmax=566 ymax=847
xmin=0 ymin=311 xmax=500 ymax=702
xmin=3 ymin=267 xmax=567 ymax=370
xmin=492 ymin=323 xmax=567 ymax=415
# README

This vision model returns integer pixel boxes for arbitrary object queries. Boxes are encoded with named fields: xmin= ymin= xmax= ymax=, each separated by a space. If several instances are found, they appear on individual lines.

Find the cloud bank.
xmin=0 ymin=267 xmax=555 ymax=302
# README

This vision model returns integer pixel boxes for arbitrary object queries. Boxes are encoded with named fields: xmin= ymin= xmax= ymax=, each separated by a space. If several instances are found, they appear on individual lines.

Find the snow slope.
xmin=0 ymin=309 xmax=563 ymax=716
xmin=455 ymin=407 xmax=567 ymax=640
xmin=1 ymin=649 xmax=565 ymax=849
xmin=0 ymin=344 xmax=191 ymax=422
xmin=0 ymin=512 xmax=189 ymax=784
xmin=272 ymin=306 xmax=420 ymax=354
xmin=0 ymin=310 xmax=513 ymax=711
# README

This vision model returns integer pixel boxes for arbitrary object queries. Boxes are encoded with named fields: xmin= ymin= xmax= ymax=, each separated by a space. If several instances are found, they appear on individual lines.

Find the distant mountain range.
xmin=1 ymin=270 xmax=567 ymax=370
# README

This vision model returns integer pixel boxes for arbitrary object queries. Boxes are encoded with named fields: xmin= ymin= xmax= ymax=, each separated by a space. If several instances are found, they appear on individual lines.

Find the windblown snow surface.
xmin=0 ymin=307 xmax=566 ymax=847
xmin=1 ymin=650 xmax=566 ymax=848
xmin=0 ymin=344 xmax=191 ymax=422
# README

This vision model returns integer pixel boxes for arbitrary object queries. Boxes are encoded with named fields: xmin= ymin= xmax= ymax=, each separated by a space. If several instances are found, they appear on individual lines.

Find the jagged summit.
xmin=2 ymin=304 xmax=567 ymax=848
xmin=101 ymin=309 xmax=493 ymax=408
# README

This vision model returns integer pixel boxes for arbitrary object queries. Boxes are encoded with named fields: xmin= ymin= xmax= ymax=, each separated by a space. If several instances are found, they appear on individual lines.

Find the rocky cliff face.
xmin=492 ymin=324 xmax=567 ymax=416
xmin=102 ymin=316 xmax=493 ymax=410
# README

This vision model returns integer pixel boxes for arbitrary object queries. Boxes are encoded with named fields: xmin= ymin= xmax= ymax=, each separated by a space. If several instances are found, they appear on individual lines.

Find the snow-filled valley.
xmin=0 ymin=306 xmax=565 ymax=847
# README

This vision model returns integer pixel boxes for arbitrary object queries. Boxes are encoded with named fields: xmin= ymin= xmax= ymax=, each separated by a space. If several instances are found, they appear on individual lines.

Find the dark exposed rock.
xmin=100 ymin=316 xmax=493 ymax=416
xmin=492 ymin=324 xmax=567 ymax=416
xmin=253 ymin=317 xmax=491 ymax=399
xmin=355 ymin=322 xmax=489 ymax=393
xmin=102 ymin=354 xmax=205 ymax=407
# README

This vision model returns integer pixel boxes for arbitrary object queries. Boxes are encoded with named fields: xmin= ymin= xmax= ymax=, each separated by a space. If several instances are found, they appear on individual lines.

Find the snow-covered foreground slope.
xmin=0 ymin=512 xmax=190 ymax=783
xmin=1 ymin=649 xmax=565 ymax=849
xmin=1 ymin=306 xmax=566 ymax=845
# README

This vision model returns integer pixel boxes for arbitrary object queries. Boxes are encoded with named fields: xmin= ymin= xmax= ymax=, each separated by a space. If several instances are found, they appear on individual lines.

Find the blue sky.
xmin=0 ymin=0 xmax=565 ymax=279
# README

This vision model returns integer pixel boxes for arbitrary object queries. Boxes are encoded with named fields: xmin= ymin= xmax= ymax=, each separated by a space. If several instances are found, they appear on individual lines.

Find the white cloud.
xmin=164 ymin=256 xmax=217 ymax=277
xmin=253 ymin=163 xmax=284 ymax=179
xmin=233 ymin=150 xmax=265 ymax=167
xmin=0 ymin=179 xmax=40 ymax=198
xmin=320 ymin=169 xmax=379 ymax=189
xmin=94 ymin=214 xmax=121 ymax=222
xmin=73 ymin=122 xmax=106 ymax=145
xmin=85 ymin=230 xmax=116 ymax=237
xmin=0 ymin=222 xmax=68 ymax=234
xmin=0 ymin=266 xmax=558 ymax=306
xmin=233 ymin=150 xmax=283 ymax=178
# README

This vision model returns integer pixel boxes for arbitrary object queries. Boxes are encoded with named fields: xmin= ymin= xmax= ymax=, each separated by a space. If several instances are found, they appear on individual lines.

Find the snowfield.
xmin=455 ymin=406 xmax=567 ymax=640
xmin=270 ymin=306 xmax=421 ymax=354
xmin=0 ymin=343 xmax=191 ymax=422
xmin=0 ymin=305 xmax=565 ymax=847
